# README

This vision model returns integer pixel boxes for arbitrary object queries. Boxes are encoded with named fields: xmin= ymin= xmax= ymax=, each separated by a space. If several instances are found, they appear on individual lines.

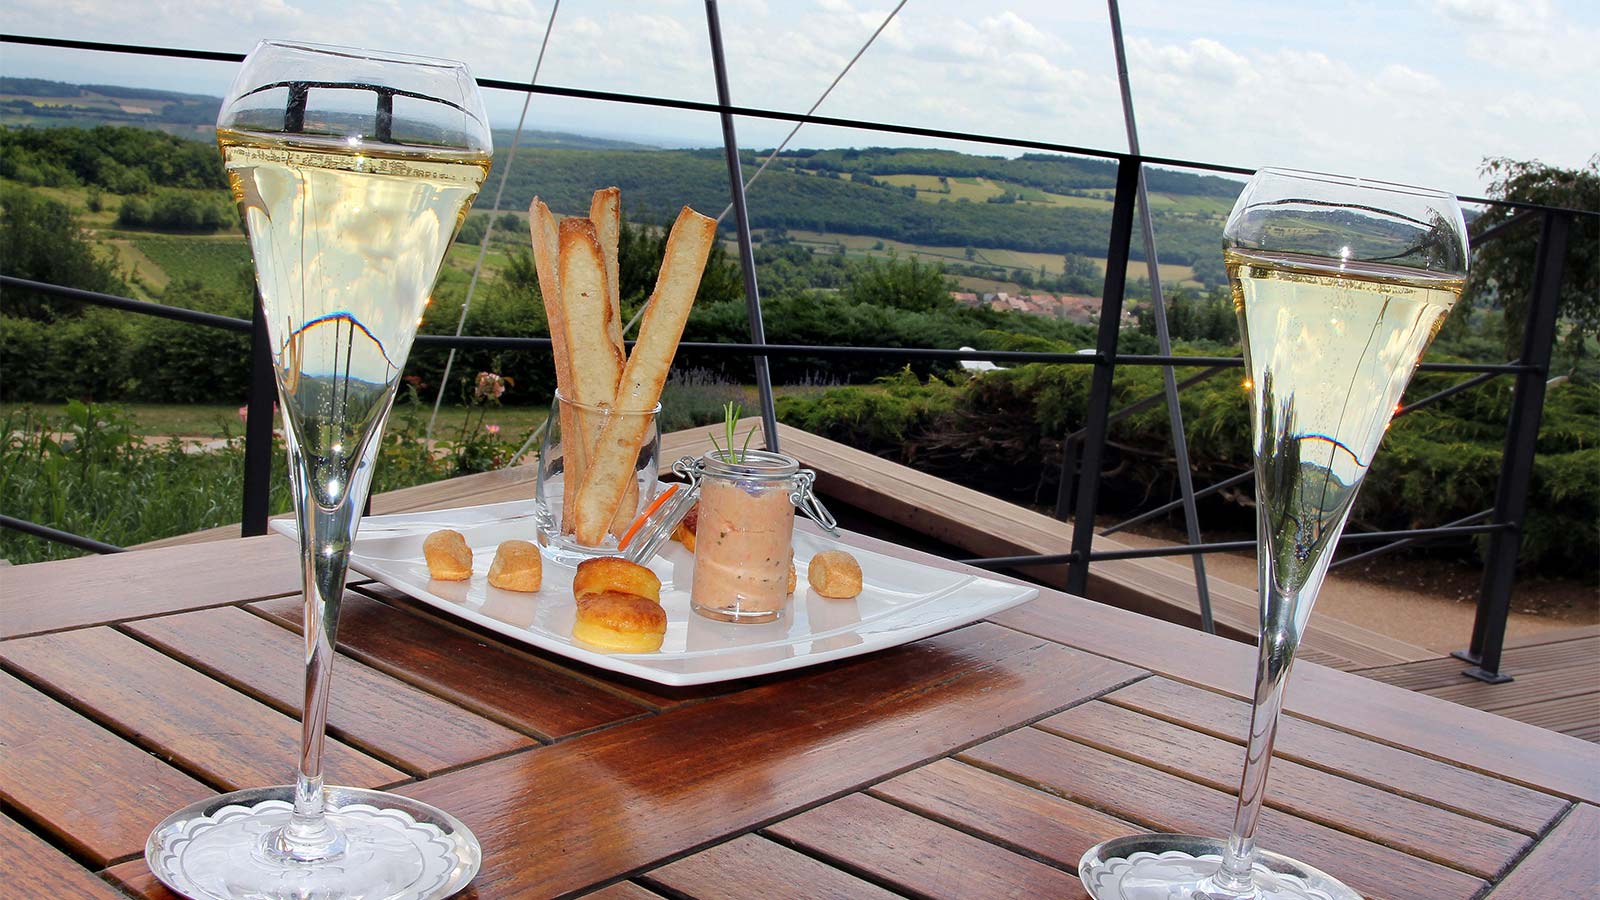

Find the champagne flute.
xmin=146 ymin=41 xmax=492 ymax=900
xmin=1079 ymin=168 xmax=1468 ymax=900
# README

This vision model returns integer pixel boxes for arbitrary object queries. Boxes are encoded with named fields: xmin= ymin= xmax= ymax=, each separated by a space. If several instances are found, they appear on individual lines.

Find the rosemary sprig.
xmin=708 ymin=401 xmax=760 ymax=463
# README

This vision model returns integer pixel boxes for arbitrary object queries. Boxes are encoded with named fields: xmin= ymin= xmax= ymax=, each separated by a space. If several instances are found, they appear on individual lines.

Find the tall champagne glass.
xmin=145 ymin=41 xmax=492 ymax=900
xmin=1080 ymin=168 xmax=1468 ymax=900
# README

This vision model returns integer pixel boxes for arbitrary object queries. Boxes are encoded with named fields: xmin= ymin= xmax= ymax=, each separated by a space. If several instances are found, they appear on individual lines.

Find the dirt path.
xmin=1109 ymin=528 xmax=1598 ymax=654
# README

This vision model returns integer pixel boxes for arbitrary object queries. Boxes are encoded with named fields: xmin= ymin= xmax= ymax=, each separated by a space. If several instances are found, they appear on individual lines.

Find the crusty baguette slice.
xmin=530 ymin=199 xmax=582 ymax=532
xmin=573 ymin=206 xmax=717 ymax=545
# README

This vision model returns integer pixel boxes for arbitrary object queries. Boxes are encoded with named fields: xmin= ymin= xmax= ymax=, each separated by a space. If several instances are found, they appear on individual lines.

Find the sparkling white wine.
xmin=220 ymin=129 xmax=489 ymax=508
xmin=1228 ymin=248 xmax=1461 ymax=598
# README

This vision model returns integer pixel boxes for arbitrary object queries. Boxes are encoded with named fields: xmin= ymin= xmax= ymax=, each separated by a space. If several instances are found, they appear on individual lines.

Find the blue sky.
xmin=3 ymin=0 xmax=1595 ymax=195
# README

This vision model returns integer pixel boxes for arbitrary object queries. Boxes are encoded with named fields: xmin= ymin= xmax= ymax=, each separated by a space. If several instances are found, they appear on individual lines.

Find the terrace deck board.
xmin=8 ymin=465 xmax=1595 ymax=900
xmin=1355 ymin=634 xmax=1600 ymax=744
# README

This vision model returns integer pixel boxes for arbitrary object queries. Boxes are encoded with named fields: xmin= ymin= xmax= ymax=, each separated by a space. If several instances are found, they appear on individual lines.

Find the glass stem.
xmin=1212 ymin=592 xmax=1301 ymax=894
xmin=269 ymin=429 xmax=371 ymax=862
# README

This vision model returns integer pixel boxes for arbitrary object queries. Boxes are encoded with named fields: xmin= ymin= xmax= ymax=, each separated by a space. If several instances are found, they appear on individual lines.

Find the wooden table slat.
xmin=395 ymin=625 xmax=1139 ymax=899
xmin=122 ymin=606 xmax=536 ymax=776
xmin=1038 ymin=700 xmax=1528 ymax=878
xmin=1103 ymin=676 xmax=1566 ymax=835
xmin=0 ymin=814 xmax=131 ymax=900
xmin=990 ymin=588 xmax=1600 ymax=803
xmin=868 ymin=757 xmax=1142 ymax=871
xmin=250 ymin=593 xmax=653 ymax=739
xmin=575 ymin=883 xmax=671 ymax=900
xmin=0 ymin=672 xmax=213 ymax=867
xmin=0 ymin=536 xmax=301 ymax=640
xmin=961 ymin=725 xmax=1486 ymax=900
xmin=766 ymin=792 xmax=1087 ymax=900
xmin=0 ymin=628 xmax=404 ymax=792
xmin=1484 ymin=803 xmax=1600 ymax=899
xmin=644 ymin=833 xmax=904 ymax=900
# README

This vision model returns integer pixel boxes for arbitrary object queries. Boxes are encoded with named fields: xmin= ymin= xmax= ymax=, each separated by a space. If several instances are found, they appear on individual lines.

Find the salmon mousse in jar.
xmin=685 ymin=449 xmax=835 ymax=623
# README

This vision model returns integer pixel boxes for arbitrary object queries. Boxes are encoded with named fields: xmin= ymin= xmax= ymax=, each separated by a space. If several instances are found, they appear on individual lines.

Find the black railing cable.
xmin=425 ymin=0 xmax=561 ymax=442
xmin=621 ymin=0 xmax=908 ymax=341
xmin=0 ymin=515 xmax=126 ymax=555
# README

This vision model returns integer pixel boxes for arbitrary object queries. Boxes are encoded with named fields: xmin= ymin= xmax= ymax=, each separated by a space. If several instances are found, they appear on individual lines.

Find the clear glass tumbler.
xmin=534 ymin=389 xmax=662 ymax=566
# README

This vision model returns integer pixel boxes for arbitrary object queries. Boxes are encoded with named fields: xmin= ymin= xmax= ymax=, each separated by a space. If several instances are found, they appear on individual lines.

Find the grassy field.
xmin=782 ymin=229 xmax=1198 ymax=285
xmin=128 ymin=235 xmax=251 ymax=293
xmin=874 ymin=173 xmax=1229 ymax=220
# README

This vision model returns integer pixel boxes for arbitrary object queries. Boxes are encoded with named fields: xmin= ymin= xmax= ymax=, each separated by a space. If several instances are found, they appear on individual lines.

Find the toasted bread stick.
xmin=589 ymin=187 xmax=639 ymax=537
xmin=530 ymin=199 xmax=583 ymax=532
xmin=573 ymin=206 xmax=716 ymax=544
xmin=558 ymin=218 xmax=626 ymax=546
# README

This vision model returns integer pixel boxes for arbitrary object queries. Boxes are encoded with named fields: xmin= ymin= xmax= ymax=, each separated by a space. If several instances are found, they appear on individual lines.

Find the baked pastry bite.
xmin=572 ymin=590 xmax=667 ymax=653
xmin=422 ymin=529 xmax=473 ymax=581
xmin=787 ymin=554 xmax=797 ymax=595
xmin=807 ymin=549 xmax=862 ymax=599
xmin=573 ymin=556 xmax=661 ymax=603
xmin=488 ymin=540 xmax=542 ymax=592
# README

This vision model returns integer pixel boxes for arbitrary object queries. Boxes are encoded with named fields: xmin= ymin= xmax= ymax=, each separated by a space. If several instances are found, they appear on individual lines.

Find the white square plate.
xmin=271 ymin=499 xmax=1038 ymax=686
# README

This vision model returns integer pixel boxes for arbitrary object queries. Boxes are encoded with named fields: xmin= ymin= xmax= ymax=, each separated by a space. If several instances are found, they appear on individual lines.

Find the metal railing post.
xmin=1455 ymin=211 xmax=1571 ymax=683
xmin=1062 ymin=157 xmax=1140 ymax=596
xmin=241 ymin=292 xmax=275 ymax=536
xmin=704 ymin=0 xmax=780 ymax=452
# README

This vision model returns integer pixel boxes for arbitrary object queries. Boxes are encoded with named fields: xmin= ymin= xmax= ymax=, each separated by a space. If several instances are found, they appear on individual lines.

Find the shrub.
xmin=776 ymin=361 xmax=1600 ymax=577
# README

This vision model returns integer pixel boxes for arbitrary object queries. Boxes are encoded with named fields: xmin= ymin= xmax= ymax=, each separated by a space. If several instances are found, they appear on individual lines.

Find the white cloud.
xmin=0 ymin=0 xmax=1592 ymax=194
xmin=1429 ymin=0 xmax=1552 ymax=29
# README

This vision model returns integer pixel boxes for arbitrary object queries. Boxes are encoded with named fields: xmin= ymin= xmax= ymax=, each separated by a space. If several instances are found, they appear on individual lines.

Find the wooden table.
xmin=3 ymin=526 xmax=1597 ymax=900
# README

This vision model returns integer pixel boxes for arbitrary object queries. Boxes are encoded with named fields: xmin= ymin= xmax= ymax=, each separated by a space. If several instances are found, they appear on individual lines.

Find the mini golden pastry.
xmin=787 ymin=556 xmax=797 ymax=595
xmin=572 ymin=590 xmax=667 ymax=653
xmin=422 ymin=529 xmax=473 ymax=581
xmin=573 ymin=556 xmax=661 ymax=603
xmin=807 ymin=549 xmax=862 ymax=599
xmin=487 ymin=540 xmax=543 ymax=592
xmin=671 ymin=503 xmax=698 ymax=552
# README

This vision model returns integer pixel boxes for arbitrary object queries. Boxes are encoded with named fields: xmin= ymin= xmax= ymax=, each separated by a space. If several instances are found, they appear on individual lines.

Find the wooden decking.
xmin=132 ymin=420 xmax=1597 ymax=743
xmin=1356 ymin=626 xmax=1600 ymax=744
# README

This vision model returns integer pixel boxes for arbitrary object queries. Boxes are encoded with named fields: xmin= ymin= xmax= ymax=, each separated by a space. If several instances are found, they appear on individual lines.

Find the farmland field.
xmin=781 ymin=229 xmax=1198 ymax=285
xmin=128 ymin=235 xmax=251 ymax=293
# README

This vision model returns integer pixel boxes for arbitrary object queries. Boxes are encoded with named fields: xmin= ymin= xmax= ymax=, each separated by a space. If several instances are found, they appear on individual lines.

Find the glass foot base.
xmin=146 ymin=785 xmax=480 ymax=900
xmin=1079 ymin=834 xmax=1362 ymax=900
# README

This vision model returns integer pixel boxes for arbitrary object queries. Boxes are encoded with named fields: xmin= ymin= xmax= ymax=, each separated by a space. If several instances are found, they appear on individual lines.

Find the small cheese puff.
xmin=487 ymin=540 xmax=543 ymax=592
xmin=423 ymin=529 xmax=473 ymax=581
